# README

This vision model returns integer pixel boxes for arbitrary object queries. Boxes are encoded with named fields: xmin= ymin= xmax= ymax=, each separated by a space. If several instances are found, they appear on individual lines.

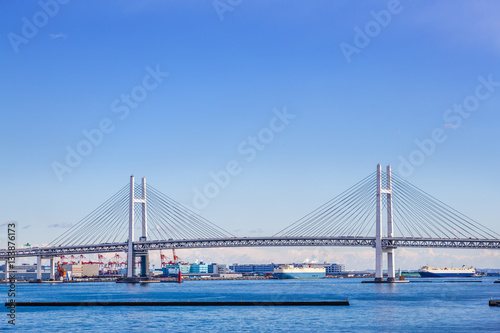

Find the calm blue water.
xmin=3 ymin=278 xmax=500 ymax=332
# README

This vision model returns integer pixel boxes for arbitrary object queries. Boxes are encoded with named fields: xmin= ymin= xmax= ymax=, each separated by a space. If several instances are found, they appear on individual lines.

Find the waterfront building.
xmin=325 ymin=263 xmax=346 ymax=275
xmin=0 ymin=263 xmax=51 ymax=280
xmin=229 ymin=264 xmax=253 ymax=274
xmin=163 ymin=264 xmax=191 ymax=275
xmin=208 ymin=263 xmax=228 ymax=274
xmin=190 ymin=263 xmax=209 ymax=273
xmin=63 ymin=264 xmax=82 ymax=277
xmin=62 ymin=264 xmax=100 ymax=277
xmin=82 ymin=264 xmax=99 ymax=277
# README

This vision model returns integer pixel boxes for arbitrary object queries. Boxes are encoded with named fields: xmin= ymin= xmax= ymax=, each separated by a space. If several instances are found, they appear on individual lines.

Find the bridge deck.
xmin=1 ymin=237 xmax=499 ymax=259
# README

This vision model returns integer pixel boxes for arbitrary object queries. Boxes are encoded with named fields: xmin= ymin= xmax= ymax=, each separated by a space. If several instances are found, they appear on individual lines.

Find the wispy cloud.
xmin=48 ymin=222 xmax=73 ymax=228
xmin=49 ymin=33 xmax=67 ymax=39
xmin=249 ymin=228 xmax=264 ymax=234
xmin=0 ymin=222 xmax=31 ymax=229
xmin=444 ymin=123 xmax=460 ymax=129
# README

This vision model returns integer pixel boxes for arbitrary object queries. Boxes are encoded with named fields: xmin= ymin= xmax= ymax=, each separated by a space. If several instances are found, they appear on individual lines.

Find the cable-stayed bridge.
xmin=1 ymin=165 xmax=499 ymax=282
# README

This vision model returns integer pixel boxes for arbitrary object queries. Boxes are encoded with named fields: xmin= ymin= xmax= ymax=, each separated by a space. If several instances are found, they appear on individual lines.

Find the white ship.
xmin=273 ymin=265 xmax=326 ymax=279
xmin=418 ymin=265 xmax=476 ymax=278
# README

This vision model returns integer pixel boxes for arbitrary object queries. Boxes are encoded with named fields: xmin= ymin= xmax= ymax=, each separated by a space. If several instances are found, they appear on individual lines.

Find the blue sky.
xmin=1 ymin=0 xmax=499 ymax=269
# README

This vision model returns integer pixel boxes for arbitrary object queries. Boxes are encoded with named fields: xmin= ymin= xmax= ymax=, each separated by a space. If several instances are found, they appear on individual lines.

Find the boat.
xmin=273 ymin=265 xmax=326 ymax=279
xmin=417 ymin=265 xmax=476 ymax=278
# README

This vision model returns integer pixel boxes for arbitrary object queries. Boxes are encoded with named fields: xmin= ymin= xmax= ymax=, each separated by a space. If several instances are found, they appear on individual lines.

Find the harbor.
xmin=5 ymin=276 xmax=500 ymax=331
xmin=4 ymin=257 xmax=500 ymax=284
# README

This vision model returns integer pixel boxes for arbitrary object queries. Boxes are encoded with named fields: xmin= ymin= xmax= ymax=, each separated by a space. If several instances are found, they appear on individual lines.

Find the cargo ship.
xmin=418 ymin=265 xmax=476 ymax=278
xmin=273 ymin=265 xmax=326 ymax=279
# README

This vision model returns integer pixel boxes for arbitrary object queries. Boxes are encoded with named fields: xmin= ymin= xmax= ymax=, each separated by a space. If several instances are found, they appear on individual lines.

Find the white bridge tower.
xmin=127 ymin=176 xmax=148 ymax=278
xmin=375 ymin=164 xmax=396 ymax=283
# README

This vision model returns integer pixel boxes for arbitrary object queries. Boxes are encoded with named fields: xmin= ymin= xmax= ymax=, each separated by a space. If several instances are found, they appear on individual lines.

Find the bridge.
xmin=2 ymin=164 xmax=499 ymax=282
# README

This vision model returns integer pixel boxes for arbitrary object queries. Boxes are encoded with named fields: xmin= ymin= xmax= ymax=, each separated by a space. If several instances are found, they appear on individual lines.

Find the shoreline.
xmin=0 ymin=275 xmax=372 ymax=283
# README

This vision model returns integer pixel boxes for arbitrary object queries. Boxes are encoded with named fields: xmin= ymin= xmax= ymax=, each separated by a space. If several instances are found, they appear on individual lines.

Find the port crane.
xmin=160 ymin=250 xmax=169 ymax=267
xmin=56 ymin=261 xmax=67 ymax=280
xmin=172 ymin=249 xmax=182 ymax=264
xmin=97 ymin=254 xmax=105 ymax=274
xmin=172 ymin=249 xmax=183 ymax=283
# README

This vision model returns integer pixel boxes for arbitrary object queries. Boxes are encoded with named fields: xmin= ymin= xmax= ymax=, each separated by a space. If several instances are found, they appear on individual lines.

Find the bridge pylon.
xmin=127 ymin=176 xmax=148 ymax=278
xmin=375 ymin=164 xmax=396 ymax=283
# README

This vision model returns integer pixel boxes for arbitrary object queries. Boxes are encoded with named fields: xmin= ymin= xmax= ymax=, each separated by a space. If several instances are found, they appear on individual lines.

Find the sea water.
xmin=3 ymin=277 xmax=500 ymax=332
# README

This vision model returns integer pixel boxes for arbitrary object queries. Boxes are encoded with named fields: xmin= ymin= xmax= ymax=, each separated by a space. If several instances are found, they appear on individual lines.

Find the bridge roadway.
xmin=1 ymin=237 xmax=500 ymax=259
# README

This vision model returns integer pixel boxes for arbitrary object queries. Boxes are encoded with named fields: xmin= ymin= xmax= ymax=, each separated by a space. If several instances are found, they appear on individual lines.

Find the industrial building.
xmin=208 ymin=263 xmax=229 ymax=275
xmin=0 ymin=263 xmax=51 ymax=281
xmin=325 ymin=264 xmax=346 ymax=275
xmin=0 ymin=262 xmax=102 ymax=281
xmin=63 ymin=264 xmax=100 ymax=277
xmin=162 ymin=262 xmax=210 ymax=276
xmin=190 ymin=263 xmax=209 ymax=273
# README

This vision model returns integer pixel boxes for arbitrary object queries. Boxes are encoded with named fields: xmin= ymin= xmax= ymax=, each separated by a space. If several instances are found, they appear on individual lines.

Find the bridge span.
xmin=2 ymin=165 xmax=499 ymax=282
xmin=2 ymin=236 xmax=500 ymax=260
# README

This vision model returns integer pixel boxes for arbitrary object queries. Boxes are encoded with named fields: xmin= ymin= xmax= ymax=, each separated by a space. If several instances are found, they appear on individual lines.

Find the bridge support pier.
xmin=136 ymin=247 xmax=150 ymax=278
xmin=36 ymin=256 xmax=42 ymax=281
xmin=5 ymin=260 xmax=9 ymax=280
xmin=50 ymin=257 xmax=55 ymax=280
xmin=386 ymin=250 xmax=395 ymax=282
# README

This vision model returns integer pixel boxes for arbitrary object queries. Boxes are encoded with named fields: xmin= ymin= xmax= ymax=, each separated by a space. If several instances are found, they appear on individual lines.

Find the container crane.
xmin=172 ymin=249 xmax=183 ymax=283
xmin=172 ymin=249 xmax=182 ymax=264
xmin=56 ymin=261 xmax=67 ymax=280
xmin=160 ymin=250 xmax=169 ymax=268
xmin=98 ymin=254 xmax=105 ymax=274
